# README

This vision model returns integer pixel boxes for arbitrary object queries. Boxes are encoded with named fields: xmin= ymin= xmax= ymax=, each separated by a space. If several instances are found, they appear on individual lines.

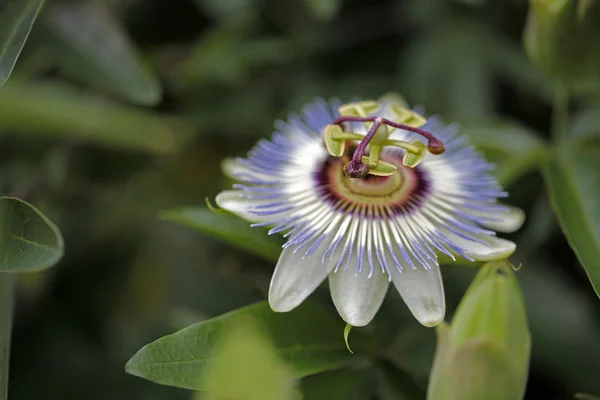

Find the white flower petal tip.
xmin=215 ymin=190 xmax=261 ymax=222
xmin=329 ymin=263 xmax=390 ymax=327
xmin=221 ymin=158 xmax=243 ymax=179
xmin=392 ymin=266 xmax=445 ymax=328
xmin=481 ymin=206 xmax=526 ymax=233
xmin=221 ymin=157 xmax=279 ymax=183
xmin=268 ymin=246 xmax=335 ymax=313
xmin=420 ymin=314 xmax=444 ymax=328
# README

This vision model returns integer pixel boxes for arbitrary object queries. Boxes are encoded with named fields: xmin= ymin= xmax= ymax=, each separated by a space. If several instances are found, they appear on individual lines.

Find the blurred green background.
xmin=2 ymin=0 xmax=600 ymax=399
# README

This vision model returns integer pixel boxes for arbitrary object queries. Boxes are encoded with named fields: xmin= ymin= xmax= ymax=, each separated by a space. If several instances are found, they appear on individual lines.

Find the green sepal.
xmin=343 ymin=324 xmax=353 ymax=354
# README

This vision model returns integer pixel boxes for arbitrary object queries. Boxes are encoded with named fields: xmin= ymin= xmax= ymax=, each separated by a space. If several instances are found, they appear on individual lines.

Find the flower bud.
xmin=524 ymin=0 xmax=600 ymax=85
xmin=427 ymin=261 xmax=531 ymax=400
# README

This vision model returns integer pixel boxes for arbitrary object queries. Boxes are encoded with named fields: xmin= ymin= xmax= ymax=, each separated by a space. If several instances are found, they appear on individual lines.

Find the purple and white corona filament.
xmin=216 ymin=97 xmax=524 ymax=327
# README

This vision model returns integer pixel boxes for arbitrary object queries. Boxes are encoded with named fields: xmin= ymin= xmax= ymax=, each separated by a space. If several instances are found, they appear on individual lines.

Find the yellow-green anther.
xmin=427 ymin=261 xmax=531 ymax=400
xmin=385 ymin=139 xmax=424 ymax=155
xmin=324 ymin=124 xmax=364 ymax=157
xmin=401 ymin=140 xmax=427 ymax=168
xmin=324 ymin=124 xmax=346 ymax=157
xmin=390 ymin=104 xmax=427 ymax=128
xmin=360 ymin=157 xmax=396 ymax=176
xmin=338 ymin=101 xmax=379 ymax=118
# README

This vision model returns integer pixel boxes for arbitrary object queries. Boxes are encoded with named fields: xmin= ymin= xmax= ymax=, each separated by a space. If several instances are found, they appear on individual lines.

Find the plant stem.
xmin=0 ymin=274 xmax=16 ymax=400
xmin=552 ymin=84 xmax=569 ymax=143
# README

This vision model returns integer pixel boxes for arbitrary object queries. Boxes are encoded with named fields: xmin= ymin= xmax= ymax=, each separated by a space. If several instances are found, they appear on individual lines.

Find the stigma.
xmin=323 ymin=100 xmax=446 ymax=178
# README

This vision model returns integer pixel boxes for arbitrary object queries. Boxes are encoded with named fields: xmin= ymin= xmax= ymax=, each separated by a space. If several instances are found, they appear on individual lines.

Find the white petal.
xmin=269 ymin=245 xmax=335 ymax=312
xmin=479 ymin=206 xmax=525 ymax=233
xmin=328 ymin=258 xmax=390 ymax=327
xmin=221 ymin=158 xmax=280 ymax=183
xmin=391 ymin=264 xmax=445 ymax=327
xmin=445 ymin=232 xmax=517 ymax=261
xmin=215 ymin=190 xmax=266 ymax=223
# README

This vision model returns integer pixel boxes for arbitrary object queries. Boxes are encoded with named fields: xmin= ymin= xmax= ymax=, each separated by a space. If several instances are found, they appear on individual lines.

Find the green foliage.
xmin=0 ymin=0 xmax=44 ymax=86
xmin=0 ymin=197 xmax=63 ymax=272
xmin=0 ymin=274 xmax=16 ymax=400
xmin=0 ymin=197 xmax=62 ymax=400
xmin=459 ymin=118 xmax=548 ymax=185
xmin=39 ymin=1 xmax=162 ymax=105
xmin=544 ymin=143 xmax=600 ymax=297
xmin=125 ymin=301 xmax=358 ymax=389
xmin=192 ymin=317 xmax=295 ymax=400
xmin=571 ymin=107 xmax=600 ymax=143
xmin=161 ymin=207 xmax=282 ymax=262
xmin=0 ymin=80 xmax=186 ymax=153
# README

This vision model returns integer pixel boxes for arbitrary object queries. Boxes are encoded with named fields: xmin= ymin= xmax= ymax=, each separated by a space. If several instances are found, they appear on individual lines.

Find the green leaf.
xmin=176 ymin=18 xmax=294 ymax=90
xmin=0 ymin=79 xmax=186 ymax=153
xmin=40 ymin=1 xmax=161 ymax=105
xmin=0 ymin=0 xmax=44 ymax=87
xmin=305 ymin=0 xmax=342 ymax=21
xmin=571 ymin=107 xmax=600 ymax=142
xmin=193 ymin=317 xmax=295 ymax=400
xmin=161 ymin=207 xmax=283 ymax=262
xmin=0 ymin=274 xmax=16 ymax=400
xmin=126 ymin=301 xmax=356 ymax=389
xmin=544 ymin=144 xmax=600 ymax=297
xmin=0 ymin=197 xmax=63 ymax=272
xmin=458 ymin=117 xmax=548 ymax=185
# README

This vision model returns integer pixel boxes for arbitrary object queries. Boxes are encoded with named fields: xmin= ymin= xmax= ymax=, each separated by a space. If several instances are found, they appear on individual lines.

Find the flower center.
xmin=315 ymin=150 xmax=429 ymax=215
xmin=342 ymin=168 xmax=404 ymax=198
